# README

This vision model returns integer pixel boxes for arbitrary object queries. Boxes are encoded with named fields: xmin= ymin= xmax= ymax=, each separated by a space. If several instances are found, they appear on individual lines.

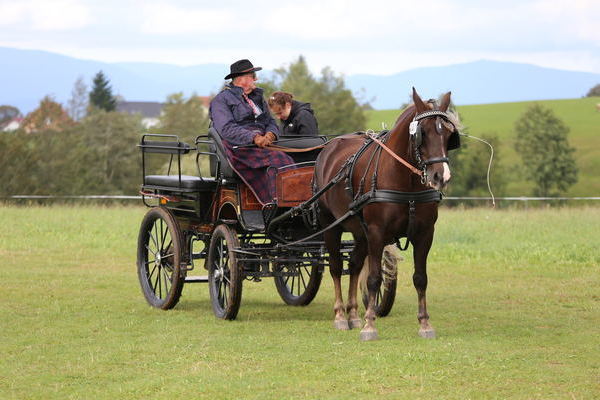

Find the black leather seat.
xmin=144 ymin=175 xmax=217 ymax=191
xmin=275 ymin=135 xmax=327 ymax=163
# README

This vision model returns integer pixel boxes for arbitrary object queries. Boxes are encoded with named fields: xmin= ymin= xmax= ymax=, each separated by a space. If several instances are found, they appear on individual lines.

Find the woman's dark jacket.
xmin=281 ymin=100 xmax=318 ymax=136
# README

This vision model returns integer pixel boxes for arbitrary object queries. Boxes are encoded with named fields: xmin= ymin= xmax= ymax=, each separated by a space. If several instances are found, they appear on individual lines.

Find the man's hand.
xmin=253 ymin=134 xmax=269 ymax=148
xmin=265 ymin=131 xmax=276 ymax=145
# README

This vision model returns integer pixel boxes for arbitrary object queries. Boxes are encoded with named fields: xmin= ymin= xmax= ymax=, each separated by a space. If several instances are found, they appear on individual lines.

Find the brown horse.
xmin=313 ymin=88 xmax=460 ymax=341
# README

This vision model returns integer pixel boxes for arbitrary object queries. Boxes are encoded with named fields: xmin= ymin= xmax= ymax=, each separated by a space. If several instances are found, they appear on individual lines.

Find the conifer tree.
xmin=89 ymin=71 xmax=117 ymax=112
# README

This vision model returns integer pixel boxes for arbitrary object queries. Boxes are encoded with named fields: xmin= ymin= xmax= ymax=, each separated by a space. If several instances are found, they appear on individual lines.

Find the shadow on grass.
xmin=176 ymin=298 xmax=333 ymax=322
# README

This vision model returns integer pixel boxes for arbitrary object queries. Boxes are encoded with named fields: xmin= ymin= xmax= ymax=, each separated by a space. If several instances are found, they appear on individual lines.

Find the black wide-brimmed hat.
xmin=224 ymin=59 xmax=262 ymax=80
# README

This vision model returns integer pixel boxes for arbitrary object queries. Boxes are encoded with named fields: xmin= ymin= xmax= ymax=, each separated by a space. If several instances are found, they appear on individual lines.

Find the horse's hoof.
xmin=334 ymin=320 xmax=350 ymax=330
xmin=359 ymin=329 xmax=379 ymax=341
xmin=348 ymin=319 xmax=362 ymax=329
xmin=418 ymin=329 xmax=436 ymax=339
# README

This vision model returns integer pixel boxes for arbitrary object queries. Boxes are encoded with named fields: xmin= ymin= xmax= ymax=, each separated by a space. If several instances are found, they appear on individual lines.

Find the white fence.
xmin=3 ymin=195 xmax=600 ymax=201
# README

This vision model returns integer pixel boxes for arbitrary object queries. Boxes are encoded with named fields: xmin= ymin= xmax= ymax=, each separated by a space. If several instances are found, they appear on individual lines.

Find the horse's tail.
xmin=359 ymin=244 xmax=402 ymax=293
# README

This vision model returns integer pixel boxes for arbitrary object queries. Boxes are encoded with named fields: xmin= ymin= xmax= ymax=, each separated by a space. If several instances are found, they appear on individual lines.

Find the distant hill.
xmin=348 ymin=60 xmax=600 ymax=109
xmin=0 ymin=47 xmax=228 ymax=114
xmin=1 ymin=46 xmax=599 ymax=113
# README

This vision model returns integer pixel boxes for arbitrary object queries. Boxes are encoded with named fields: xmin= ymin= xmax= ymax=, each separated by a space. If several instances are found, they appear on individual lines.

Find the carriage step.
xmin=185 ymin=275 xmax=209 ymax=283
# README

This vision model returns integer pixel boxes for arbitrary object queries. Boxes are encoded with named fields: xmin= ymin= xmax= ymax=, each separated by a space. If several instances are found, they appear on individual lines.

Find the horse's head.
xmin=410 ymin=88 xmax=461 ymax=191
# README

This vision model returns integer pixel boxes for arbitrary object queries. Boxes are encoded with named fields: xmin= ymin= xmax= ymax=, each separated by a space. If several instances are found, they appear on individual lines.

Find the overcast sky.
xmin=1 ymin=0 xmax=598 ymax=75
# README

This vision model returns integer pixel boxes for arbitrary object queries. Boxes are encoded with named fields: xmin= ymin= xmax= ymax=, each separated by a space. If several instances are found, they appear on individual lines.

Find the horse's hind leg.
xmin=347 ymin=236 xmax=367 ymax=329
xmin=323 ymin=225 xmax=348 ymax=330
xmin=413 ymin=232 xmax=436 ymax=339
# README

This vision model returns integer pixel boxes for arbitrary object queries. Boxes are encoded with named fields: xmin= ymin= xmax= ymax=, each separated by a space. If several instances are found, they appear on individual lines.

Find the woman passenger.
xmin=268 ymin=91 xmax=319 ymax=136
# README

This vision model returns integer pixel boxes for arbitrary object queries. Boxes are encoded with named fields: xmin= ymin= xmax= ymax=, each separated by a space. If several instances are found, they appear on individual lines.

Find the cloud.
xmin=139 ymin=2 xmax=231 ymax=34
xmin=0 ymin=0 xmax=91 ymax=30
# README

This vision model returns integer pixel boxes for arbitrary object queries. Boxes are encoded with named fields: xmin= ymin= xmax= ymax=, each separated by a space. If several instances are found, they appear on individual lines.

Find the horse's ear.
xmin=412 ymin=87 xmax=427 ymax=112
xmin=439 ymin=91 xmax=452 ymax=112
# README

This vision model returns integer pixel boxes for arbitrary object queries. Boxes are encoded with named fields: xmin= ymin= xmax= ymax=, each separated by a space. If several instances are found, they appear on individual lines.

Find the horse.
xmin=313 ymin=88 xmax=461 ymax=341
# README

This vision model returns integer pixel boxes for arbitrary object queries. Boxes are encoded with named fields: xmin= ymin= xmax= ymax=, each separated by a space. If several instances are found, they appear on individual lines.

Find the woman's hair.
xmin=268 ymin=91 xmax=293 ymax=108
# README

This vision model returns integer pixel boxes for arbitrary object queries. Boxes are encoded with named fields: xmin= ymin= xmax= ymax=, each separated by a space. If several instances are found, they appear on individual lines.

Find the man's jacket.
xmin=210 ymin=84 xmax=280 ymax=145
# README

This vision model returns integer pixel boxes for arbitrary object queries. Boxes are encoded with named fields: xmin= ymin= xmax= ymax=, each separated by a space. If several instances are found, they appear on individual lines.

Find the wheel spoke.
xmin=149 ymin=264 xmax=158 ymax=290
xmin=153 ymin=264 xmax=161 ymax=297
xmin=162 ymin=264 xmax=169 ymax=296
xmin=217 ymin=276 xmax=223 ymax=303
xmin=154 ymin=220 xmax=161 ymax=250
xmin=299 ymin=266 xmax=308 ymax=290
xmin=162 ymin=237 xmax=172 ymax=255
xmin=148 ymin=229 xmax=159 ymax=252
xmin=160 ymin=219 xmax=168 ymax=248
xmin=222 ymin=268 xmax=231 ymax=285
xmin=282 ymin=268 xmax=291 ymax=286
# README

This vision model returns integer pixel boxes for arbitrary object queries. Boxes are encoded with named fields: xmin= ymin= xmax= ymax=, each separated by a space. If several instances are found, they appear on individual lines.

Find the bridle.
xmin=410 ymin=110 xmax=455 ymax=170
xmin=367 ymin=109 xmax=457 ymax=184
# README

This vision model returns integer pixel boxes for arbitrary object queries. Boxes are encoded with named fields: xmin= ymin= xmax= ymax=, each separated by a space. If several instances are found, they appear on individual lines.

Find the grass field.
xmin=1 ymin=205 xmax=599 ymax=399
xmin=366 ymin=97 xmax=600 ymax=196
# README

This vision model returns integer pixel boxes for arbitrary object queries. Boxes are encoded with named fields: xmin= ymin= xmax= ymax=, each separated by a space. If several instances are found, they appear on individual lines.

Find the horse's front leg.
xmin=360 ymin=233 xmax=384 ymax=341
xmin=347 ymin=237 xmax=367 ymax=329
xmin=413 ymin=229 xmax=436 ymax=339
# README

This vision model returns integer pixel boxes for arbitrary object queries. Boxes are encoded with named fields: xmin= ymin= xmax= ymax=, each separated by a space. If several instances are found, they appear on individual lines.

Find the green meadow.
xmin=1 ymin=205 xmax=598 ymax=399
xmin=366 ymin=97 xmax=600 ymax=196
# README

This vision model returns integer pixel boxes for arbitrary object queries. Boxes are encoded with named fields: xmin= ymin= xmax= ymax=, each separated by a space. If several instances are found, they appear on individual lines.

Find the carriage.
xmin=137 ymin=89 xmax=460 ymax=341
xmin=136 ymin=129 xmax=398 ymax=320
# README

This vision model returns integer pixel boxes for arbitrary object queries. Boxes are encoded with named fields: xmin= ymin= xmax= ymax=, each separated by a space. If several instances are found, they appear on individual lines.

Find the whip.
xmin=459 ymin=133 xmax=496 ymax=207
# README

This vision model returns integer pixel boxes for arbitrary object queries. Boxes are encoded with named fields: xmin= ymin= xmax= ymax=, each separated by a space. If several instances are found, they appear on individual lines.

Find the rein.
xmin=365 ymin=131 xmax=422 ymax=176
xmin=265 ymin=143 xmax=326 ymax=152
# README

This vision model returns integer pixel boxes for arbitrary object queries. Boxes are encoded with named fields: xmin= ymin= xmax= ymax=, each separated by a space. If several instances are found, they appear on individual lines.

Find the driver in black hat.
xmin=209 ymin=59 xmax=295 ymax=204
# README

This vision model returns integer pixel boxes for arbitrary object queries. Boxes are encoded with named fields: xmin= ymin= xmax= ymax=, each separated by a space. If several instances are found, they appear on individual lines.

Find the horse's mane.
xmin=392 ymin=104 xmax=417 ymax=130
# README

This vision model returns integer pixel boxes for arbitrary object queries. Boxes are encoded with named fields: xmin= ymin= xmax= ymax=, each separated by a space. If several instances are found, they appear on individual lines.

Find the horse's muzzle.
xmin=426 ymin=161 xmax=451 ymax=190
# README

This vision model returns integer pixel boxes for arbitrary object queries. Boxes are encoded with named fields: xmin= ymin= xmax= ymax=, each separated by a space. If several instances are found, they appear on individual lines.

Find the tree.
xmin=21 ymin=96 xmax=74 ymax=133
xmin=264 ymin=56 xmax=366 ymax=134
xmin=89 ymin=71 xmax=117 ymax=112
xmin=72 ymin=111 xmax=143 ymax=194
xmin=157 ymin=92 xmax=210 ymax=143
xmin=586 ymin=84 xmax=600 ymax=97
xmin=67 ymin=76 xmax=89 ymax=121
xmin=0 ymin=110 xmax=144 ymax=196
xmin=514 ymin=104 xmax=578 ymax=196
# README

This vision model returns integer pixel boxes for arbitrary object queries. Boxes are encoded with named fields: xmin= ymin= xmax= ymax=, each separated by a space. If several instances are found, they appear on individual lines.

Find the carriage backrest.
xmin=207 ymin=127 xmax=237 ymax=179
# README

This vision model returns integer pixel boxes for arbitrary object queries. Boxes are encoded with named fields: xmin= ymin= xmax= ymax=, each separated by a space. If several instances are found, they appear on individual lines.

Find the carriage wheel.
xmin=361 ymin=246 xmax=398 ymax=317
xmin=274 ymin=252 xmax=323 ymax=306
xmin=137 ymin=207 xmax=185 ymax=310
xmin=207 ymin=224 xmax=243 ymax=320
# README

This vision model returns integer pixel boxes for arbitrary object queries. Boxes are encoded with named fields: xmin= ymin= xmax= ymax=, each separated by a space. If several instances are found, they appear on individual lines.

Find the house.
xmin=2 ymin=117 xmax=23 ymax=132
xmin=196 ymin=96 xmax=212 ymax=109
xmin=117 ymin=96 xmax=213 ymax=129
xmin=116 ymin=101 xmax=164 ymax=129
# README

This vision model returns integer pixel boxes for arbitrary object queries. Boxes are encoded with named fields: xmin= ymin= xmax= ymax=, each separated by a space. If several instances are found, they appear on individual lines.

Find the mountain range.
xmin=1 ymin=46 xmax=598 ymax=113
